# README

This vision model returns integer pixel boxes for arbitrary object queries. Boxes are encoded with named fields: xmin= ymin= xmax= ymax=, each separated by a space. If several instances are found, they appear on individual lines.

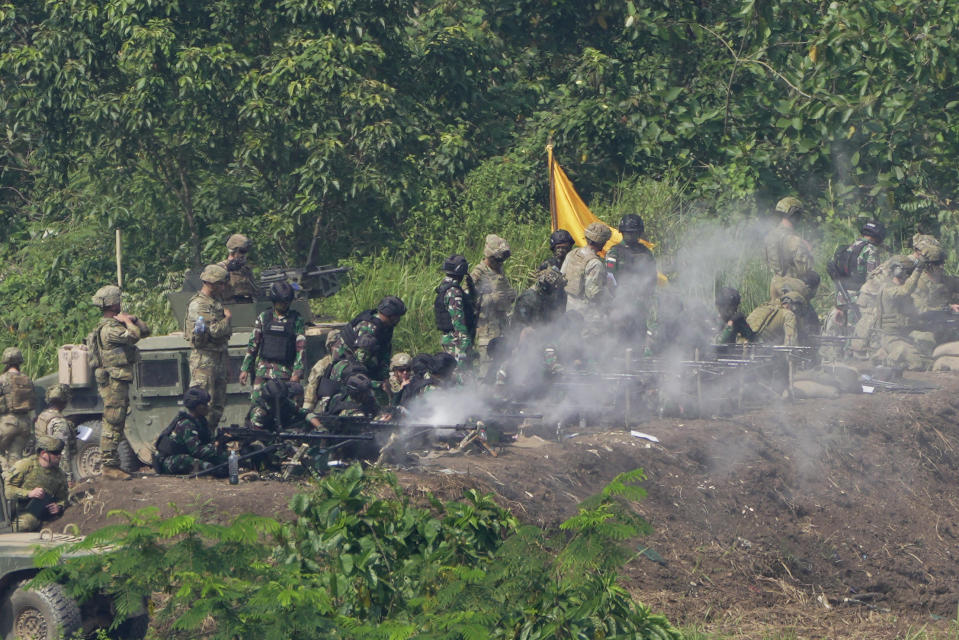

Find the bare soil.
xmin=58 ymin=372 xmax=959 ymax=638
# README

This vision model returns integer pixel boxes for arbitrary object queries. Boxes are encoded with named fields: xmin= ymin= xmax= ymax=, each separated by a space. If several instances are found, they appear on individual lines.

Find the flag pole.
xmin=547 ymin=143 xmax=557 ymax=231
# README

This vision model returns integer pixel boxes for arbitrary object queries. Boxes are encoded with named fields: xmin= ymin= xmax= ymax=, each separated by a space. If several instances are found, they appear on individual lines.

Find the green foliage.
xmin=35 ymin=465 xmax=679 ymax=639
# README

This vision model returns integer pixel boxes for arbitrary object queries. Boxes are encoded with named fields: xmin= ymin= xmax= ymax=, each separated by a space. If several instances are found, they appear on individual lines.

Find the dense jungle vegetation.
xmin=2 ymin=0 xmax=959 ymax=369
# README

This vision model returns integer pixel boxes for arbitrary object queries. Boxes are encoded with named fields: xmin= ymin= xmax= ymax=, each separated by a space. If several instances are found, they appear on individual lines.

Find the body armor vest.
xmin=260 ymin=310 xmax=298 ymax=365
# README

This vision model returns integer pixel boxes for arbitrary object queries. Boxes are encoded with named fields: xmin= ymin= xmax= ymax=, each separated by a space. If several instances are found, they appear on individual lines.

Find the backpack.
xmin=3 ymin=373 xmax=33 ymax=413
xmin=85 ymin=325 xmax=103 ymax=370
xmin=827 ymin=240 xmax=869 ymax=287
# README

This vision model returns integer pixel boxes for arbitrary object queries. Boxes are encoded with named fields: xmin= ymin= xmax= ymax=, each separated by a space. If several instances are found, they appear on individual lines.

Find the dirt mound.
xmin=57 ymin=372 xmax=959 ymax=638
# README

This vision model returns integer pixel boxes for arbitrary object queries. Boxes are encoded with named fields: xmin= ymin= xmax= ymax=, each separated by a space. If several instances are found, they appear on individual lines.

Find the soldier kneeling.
xmin=154 ymin=388 xmax=229 ymax=476
xmin=5 ymin=436 xmax=68 ymax=532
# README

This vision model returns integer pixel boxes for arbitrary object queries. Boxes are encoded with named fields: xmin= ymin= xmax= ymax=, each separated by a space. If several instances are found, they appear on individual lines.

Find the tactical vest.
xmin=339 ymin=310 xmax=392 ymax=357
xmin=260 ymin=310 xmax=298 ymax=366
xmin=35 ymin=408 xmax=58 ymax=437
xmin=154 ymin=412 xmax=191 ymax=460
xmin=563 ymin=248 xmax=596 ymax=298
xmin=434 ymin=280 xmax=475 ymax=334
xmin=95 ymin=320 xmax=138 ymax=368
xmin=764 ymin=226 xmax=789 ymax=275
xmin=2 ymin=373 xmax=34 ymax=414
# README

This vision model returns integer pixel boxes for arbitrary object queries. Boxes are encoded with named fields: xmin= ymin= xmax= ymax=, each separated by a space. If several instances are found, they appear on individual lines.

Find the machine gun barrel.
xmin=218 ymin=426 xmax=374 ymax=441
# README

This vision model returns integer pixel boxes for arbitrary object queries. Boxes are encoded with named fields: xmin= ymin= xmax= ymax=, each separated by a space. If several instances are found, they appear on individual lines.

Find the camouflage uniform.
xmin=513 ymin=269 xmax=567 ymax=328
xmin=329 ymin=310 xmax=397 ymax=382
xmin=324 ymin=392 xmax=379 ymax=417
xmin=0 ymin=368 xmax=34 ymax=479
xmin=562 ymin=246 xmax=607 ymax=322
xmin=247 ymin=397 xmax=318 ymax=432
xmin=470 ymin=259 xmax=516 ymax=361
xmin=764 ymin=224 xmax=815 ymax=299
xmin=5 ymin=454 xmax=68 ymax=532
xmin=715 ymin=314 xmax=756 ymax=344
xmin=824 ymin=240 xmax=883 ymax=336
xmin=35 ymin=408 xmax=74 ymax=483
xmin=92 ymin=317 xmax=149 ymax=468
xmin=746 ymin=299 xmax=800 ymax=346
xmin=158 ymin=412 xmax=227 ymax=474
xmin=185 ymin=290 xmax=232 ymax=430
xmin=240 ymin=309 xmax=306 ymax=384
xmin=871 ymin=266 xmax=928 ymax=370
xmin=436 ymin=277 xmax=476 ymax=365
xmin=218 ymin=233 xmax=257 ymax=302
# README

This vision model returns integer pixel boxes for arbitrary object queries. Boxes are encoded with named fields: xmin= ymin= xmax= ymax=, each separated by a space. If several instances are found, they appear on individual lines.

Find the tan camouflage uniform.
xmin=764 ymin=224 xmax=815 ymax=299
xmin=35 ymin=408 xmax=74 ymax=483
xmin=872 ymin=266 xmax=928 ymax=370
xmin=469 ymin=235 xmax=516 ymax=363
xmin=746 ymin=297 xmax=801 ymax=346
xmin=0 ymin=368 xmax=34 ymax=479
xmin=93 ymin=316 xmax=149 ymax=467
xmin=4 ymin=452 xmax=68 ymax=532
xmin=185 ymin=291 xmax=232 ymax=430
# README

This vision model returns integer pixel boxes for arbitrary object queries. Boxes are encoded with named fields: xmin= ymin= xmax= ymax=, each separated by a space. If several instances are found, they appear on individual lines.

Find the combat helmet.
xmin=345 ymin=373 xmax=372 ymax=395
xmin=377 ymin=295 xmax=407 ymax=317
xmin=619 ymin=214 xmax=645 ymax=235
xmin=183 ymin=387 xmax=211 ymax=409
xmin=45 ymin=383 xmax=72 ymax=404
xmin=442 ymin=254 xmax=469 ymax=278
xmin=912 ymin=234 xmax=939 ymax=254
xmin=584 ymin=222 xmax=612 ymax=245
xmin=775 ymin=197 xmax=803 ymax=218
xmin=390 ymin=352 xmax=412 ymax=370
xmin=200 ymin=264 xmax=229 ymax=284
xmin=484 ymin=234 xmax=511 ymax=260
xmin=549 ymin=229 xmax=574 ymax=250
xmin=536 ymin=268 xmax=566 ymax=292
xmin=860 ymin=220 xmax=886 ymax=243
xmin=269 ymin=281 xmax=295 ymax=304
xmin=1 ymin=347 xmax=23 ymax=367
xmin=715 ymin=286 xmax=741 ymax=309
xmin=36 ymin=435 xmax=64 ymax=455
xmin=92 ymin=285 xmax=122 ymax=309
xmin=921 ymin=244 xmax=945 ymax=265
xmin=226 ymin=233 xmax=251 ymax=251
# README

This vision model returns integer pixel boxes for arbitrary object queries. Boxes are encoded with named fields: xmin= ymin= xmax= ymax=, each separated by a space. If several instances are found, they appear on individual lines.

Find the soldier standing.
xmin=35 ymin=384 xmax=75 ymax=484
xmin=89 ymin=285 xmax=151 ymax=479
xmin=218 ymin=234 xmax=257 ymax=302
xmin=240 ymin=282 xmax=306 ymax=390
xmin=184 ymin=265 xmax=233 ymax=431
xmin=4 ymin=436 xmax=68 ymax=532
xmin=470 ymin=235 xmax=516 ymax=366
xmin=538 ymin=229 xmax=575 ymax=271
xmin=153 ymin=388 xmax=228 ymax=475
xmin=562 ymin=222 xmax=612 ymax=334
xmin=764 ymin=197 xmax=815 ymax=299
xmin=0 ymin=348 xmax=35 ymax=479
xmin=605 ymin=214 xmax=658 ymax=343
xmin=435 ymin=255 xmax=477 ymax=367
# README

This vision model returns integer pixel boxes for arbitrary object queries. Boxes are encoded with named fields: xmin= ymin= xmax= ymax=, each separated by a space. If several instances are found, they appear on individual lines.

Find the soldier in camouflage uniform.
xmin=824 ymin=221 xmax=886 ymax=336
xmin=218 ymin=233 xmax=258 ymax=302
xmin=562 ymin=222 xmax=611 ymax=337
xmin=715 ymin=287 xmax=757 ymax=344
xmin=605 ymin=214 xmax=658 ymax=344
xmin=5 ymin=436 xmax=68 ymax=532
xmin=247 ymin=380 xmax=322 ymax=432
xmin=328 ymin=296 xmax=406 ymax=385
xmin=470 ymin=235 xmax=516 ymax=367
xmin=154 ymin=388 xmax=228 ymax=475
xmin=764 ymin=197 xmax=815 ymax=299
xmin=909 ymin=244 xmax=959 ymax=345
xmin=513 ymin=268 xmax=567 ymax=328
xmin=303 ymin=331 xmax=340 ymax=412
xmin=397 ymin=355 xmax=435 ymax=408
xmin=184 ymin=264 xmax=233 ymax=431
xmin=34 ymin=384 xmax=74 ymax=484
xmin=0 ymin=347 xmax=35 ymax=480
xmin=388 ymin=353 xmax=412 ymax=403
xmin=435 ymin=255 xmax=477 ymax=367
xmin=870 ymin=259 xmax=929 ymax=370
xmin=323 ymin=373 xmax=380 ymax=418
xmin=538 ymin=229 xmax=575 ymax=271
xmin=746 ymin=292 xmax=804 ymax=346
xmin=240 ymin=282 xmax=306 ymax=391
xmin=89 ymin=285 xmax=151 ymax=478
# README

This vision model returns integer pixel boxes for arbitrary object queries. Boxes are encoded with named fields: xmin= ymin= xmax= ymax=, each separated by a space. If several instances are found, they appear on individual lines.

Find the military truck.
xmin=35 ymin=262 xmax=349 ymax=479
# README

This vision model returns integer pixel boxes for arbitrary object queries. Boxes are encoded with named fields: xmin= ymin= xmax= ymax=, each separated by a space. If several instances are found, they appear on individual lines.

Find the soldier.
xmin=0 ymin=347 xmax=35 ymax=479
xmin=398 ymin=355 xmax=435 ymax=408
xmin=303 ymin=331 xmax=340 ymax=412
xmin=435 ymin=255 xmax=477 ymax=366
xmin=429 ymin=352 xmax=459 ymax=388
xmin=513 ymin=268 xmax=567 ymax=328
xmin=606 ymin=214 xmax=658 ymax=343
xmin=824 ymin=220 xmax=886 ymax=334
xmin=35 ymin=384 xmax=74 ymax=484
xmin=470 ymin=235 xmax=516 ymax=365
xmin=154 ymin=388 xmax=228 ymax=475
xmin=4 ymin=436 xmax=68 ymax=532
xmin=240 ymin=282 xmax=306 ymax=390
xmin=184 ymin=264 xmax=233 ymax=431
xmin=247 ymin=380 xmax=322 ymax=432
xmin=764 ymin=196 xmax=815 ymax=299
xmin=388 ymin=353 xmax=412 ymax=403
xmin=746 ymin=292 xmax=804 ymax=346
xmin=871 ymin=259 xmax=929 ymax=370
xmin=89 ymin=285 xmax=151 ymax=479
xmin=562 ymin=222 xmax=611 ymax=332
xmin=324 ymin=374 xmax=380 ymax=418
xmin=776 ymin=270 xmax=822 ymax=340
xmin=218 ymin=233 xmax=257 ymax=302
xmin=538 ymin=229 xmax=575 ymax=271
xmin=715 ymin=287 xmax=757 ymax=344
xmin=329 ymin=296 xmax=406 ymax=385
xmin=912 ymin=244 xmax=959 ymax=315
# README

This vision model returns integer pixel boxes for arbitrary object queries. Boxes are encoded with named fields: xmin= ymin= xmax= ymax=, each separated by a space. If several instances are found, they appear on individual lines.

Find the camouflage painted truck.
xmin=34 ymin=263 xmax=349 ymax=479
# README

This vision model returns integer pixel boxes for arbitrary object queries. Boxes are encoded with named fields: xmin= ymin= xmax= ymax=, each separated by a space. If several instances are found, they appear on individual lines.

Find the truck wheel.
xmin=73 ymin=420 xmax=103 ymax=480
xmin=0 ymin=581 xmax=81 ymax=640
xmin=118 ymin=439 xmax=140 ymax=474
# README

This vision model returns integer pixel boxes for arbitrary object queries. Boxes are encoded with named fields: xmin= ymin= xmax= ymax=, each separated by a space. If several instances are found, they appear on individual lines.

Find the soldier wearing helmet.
xmin=538 ymin=229 xmax=575 ymax=272
xmin=89 ymin=285 xmax=151 ymax=479
xmin=714 ymin=287 xmax=757 ymax=344
xmin=184 ymin=265 xmax=233 ymax=430
xmin=605 ymin=214 xmax=658 ymax=344
xmin=764 ymin=196 xmax=816 ymax=299
xmin=217 ymin=234 xmax=257 ymax=302
xmin=154 ymin=388 xmax=229 ymax=476
xmin=247 ymin=379 xmax=322 ymax=432
xmin=35 ymin=384 xmax=75 ymax=483
xmin=240 ymin=281 xmax=307 ymax=391
xmin=823 ymin=220 xmax=887 ymax=340
xmin=470 ymin=235 xmax=517 ymax=368
xmin=864 ymin=257 xmax=930 ymax=370
xmin=435 ymin=255 xmax=477 ymax=367
xmin=745 ymin=291 xmax=804 ymax=346
xmin=0 ymin=346 xmax=36 ymax=480
xmin=328 ymin=296 xmax=406 ymax=385
xmin=513 ymin=267 xmax=567 ymax=328
xmin=4 ymin=436 xmax=68 ymax=531
xmin=323 ymin=373 xmax=379 ymax=418
xmin=562 ymin=222 xmax=611 ymax=335
xmin=387 ymin=352 xmax=413 ymax=404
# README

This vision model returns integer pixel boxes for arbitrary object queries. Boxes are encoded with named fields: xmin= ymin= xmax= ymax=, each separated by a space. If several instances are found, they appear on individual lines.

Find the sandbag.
xmin=791 ymin=380 xmax=840 ymax=399
xmin=932 ymin=355 xmax=959 ymax=371
xmin=932 ymin=341 xmax=959 ymax=359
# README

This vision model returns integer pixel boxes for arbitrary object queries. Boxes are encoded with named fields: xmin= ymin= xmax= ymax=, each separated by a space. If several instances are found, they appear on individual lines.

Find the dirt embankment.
xmin=60 ymin=372 xmax=959 ymax=638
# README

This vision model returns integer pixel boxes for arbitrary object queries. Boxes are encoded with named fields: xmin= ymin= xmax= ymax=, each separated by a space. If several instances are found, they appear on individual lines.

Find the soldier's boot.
xmin=101 ymin=466 xmax=131 ymax=480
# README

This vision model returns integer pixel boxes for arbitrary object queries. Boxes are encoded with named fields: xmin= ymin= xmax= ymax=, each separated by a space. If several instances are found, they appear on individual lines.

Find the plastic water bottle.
xmin=228 ymin=450 xmax=239 ymax=485
xmin=194 ymin=315 xmax=206 ymax=335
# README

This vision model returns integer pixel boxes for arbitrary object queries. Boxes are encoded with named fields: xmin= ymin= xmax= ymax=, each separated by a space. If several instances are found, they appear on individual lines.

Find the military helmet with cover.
xmin=484 ymin=234 xmax=512 ymax=260
xmin=1 ymin=347 xmax=23 ymax=366
xmin=549 ymin=229 xmax=574 ymax=250
xmin=261 ymin=379 xmax=288 ymax=402
xmin=226 ymin=233 xmax=251 ymax=251
xmin=921 ymin=244 xmax=945 ymax=265
xmin=618 ymin=214 xmax=645 ymax=235
xmin=775 ymin=196 xmax=803 ymax=218
xmin=430 ymin=352 xmax=457 ymax=377
xmin=860 ymin=220 xmax=886 ymax=243
xmin=442 ymin=254 xmax=469 ymax=278
xmin=390 ymin=352 xmax=412 ymax=370
xmin=200 ymin=264 xmax=229 ymax=284
xmin=535 ymin=268 xmax=566 ymax=292
xmin=45 ymin=383 xmax=72 ymax=404
xmin=269 ymin=281 xmax=295 ymax=304
xmin=584 ymin=222 xmax=612 ymax=245
xmin=92 ymin=285 xmax=122 ymax=309
xmin=715 ymin=286 xmax=741 ymax=310
xmin=377 ymin=295 xmax=407 ymax=317
xmin=911 ymin=234 xmax=939 ymax=254
xmin=37 ymin=435 xmax=64 ymax=455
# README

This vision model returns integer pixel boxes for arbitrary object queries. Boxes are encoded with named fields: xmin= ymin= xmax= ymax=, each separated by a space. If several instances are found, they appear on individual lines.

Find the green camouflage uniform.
xmin=715 ymin=314 xmax=756 ymax=344
xmin=438 ymin=278 xmax=475 ymax=365
xmin=4 ymin=455 xmax=67 ymax=532
xmin=217 ymin=259 xmax=257 ymax=302
xmin=324 ymin=393 xmax=379 ymax=417
xmin=746 ymin=301 xmax=799 ymax=346
xmin=185 ymin=292 xmax=232 ymax=430
xmin=92 ymin=317 xmax=149 ymax=468
xmin=329 ymin=313 xmax=392 ymax=382
xmin=764 ymin=224 xmax=814 ymax=298
xmin=158 ymin=411 xmax=227 ymax=474
xmin=240 ymin=309 xmax=306 ymax=383
xmin=34 ymin=408 xmax=74 ymax=483
xmin=872 ymin=267 xmax=928 ymax=370
xmin=0 ymin=370 xmax=34 ymax=479
xmin=247 ymin=397 xmax=318 ymax=432
xmin=469 ymin=262 xmax=515 ymax=360
xmin=824 ymin=240 xmax=883 ymax=337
